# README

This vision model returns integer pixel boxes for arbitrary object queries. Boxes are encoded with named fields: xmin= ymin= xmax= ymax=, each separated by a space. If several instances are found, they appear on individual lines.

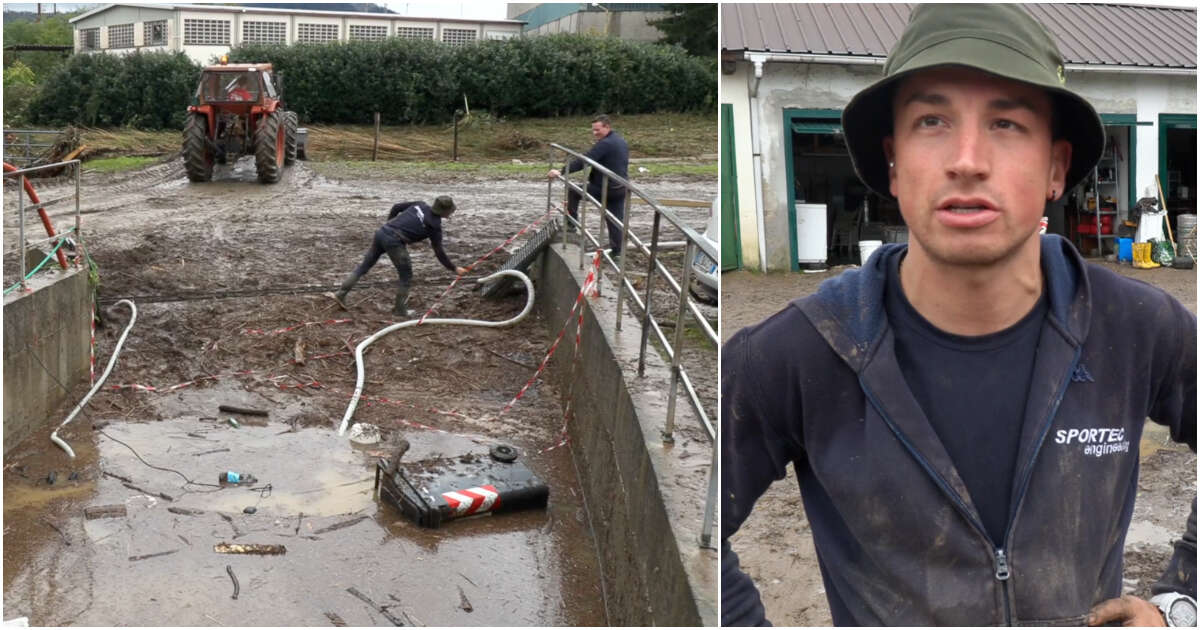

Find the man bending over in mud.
xmin=327 ymin=196 xmax=468 ymax=318
xmin=721 ymin=4 xmax=1196 ymax=626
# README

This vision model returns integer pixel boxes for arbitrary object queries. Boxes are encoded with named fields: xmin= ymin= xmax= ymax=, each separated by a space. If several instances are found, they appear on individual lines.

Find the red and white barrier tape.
xmin=495 ymin=251 xmax=601 ymax=423
xmin=417 ymin=212 xmax=551 ymax=325
xmin=243 ymin=318 xmax=354 ymax=336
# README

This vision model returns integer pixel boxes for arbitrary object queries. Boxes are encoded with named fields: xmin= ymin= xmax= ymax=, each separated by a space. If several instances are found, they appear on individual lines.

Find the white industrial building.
xmin=69 ymin=3 xmax=524 ymax=66
xmin=721 ymin=3 xmax=1197 ymax=272
xmin=507 ymin=3 xmax=668 ymax=42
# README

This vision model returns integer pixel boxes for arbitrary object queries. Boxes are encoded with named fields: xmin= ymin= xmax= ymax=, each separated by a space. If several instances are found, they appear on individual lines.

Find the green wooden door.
xmin=720 ymin=104 xmax=741 ymax=271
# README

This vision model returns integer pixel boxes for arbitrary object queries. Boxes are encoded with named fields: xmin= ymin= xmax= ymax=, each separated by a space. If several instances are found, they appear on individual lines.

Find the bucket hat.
xmin=842 ymin=3 xmax=1105 ymax=199
xmin=431 ymin=195 xmax=456 ymax=217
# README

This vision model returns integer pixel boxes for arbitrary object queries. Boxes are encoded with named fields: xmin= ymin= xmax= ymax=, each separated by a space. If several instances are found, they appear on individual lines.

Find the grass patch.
xmin=83 ymin=155 xmax=159 ymax=172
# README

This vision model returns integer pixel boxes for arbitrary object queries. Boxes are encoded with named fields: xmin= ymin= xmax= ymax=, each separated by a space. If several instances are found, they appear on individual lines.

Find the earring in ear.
xmin=888 ymin=161 xmax=895 ymax=168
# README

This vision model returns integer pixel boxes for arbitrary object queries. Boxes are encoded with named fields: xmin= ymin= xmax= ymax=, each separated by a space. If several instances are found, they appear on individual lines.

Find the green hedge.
xmin=29 ymin=51 xmax=199 ymax=128
xmin=29 ymin=35 xmax=715 ymax=129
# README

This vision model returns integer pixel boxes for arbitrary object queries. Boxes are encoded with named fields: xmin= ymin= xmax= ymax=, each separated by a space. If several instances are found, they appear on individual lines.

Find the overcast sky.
xmin=2 ymin=2 xmax=509 ymax=19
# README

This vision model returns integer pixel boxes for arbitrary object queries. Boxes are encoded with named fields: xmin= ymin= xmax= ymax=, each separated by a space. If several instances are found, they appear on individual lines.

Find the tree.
xmin=649 ymin=3 xmax=716 ymax=58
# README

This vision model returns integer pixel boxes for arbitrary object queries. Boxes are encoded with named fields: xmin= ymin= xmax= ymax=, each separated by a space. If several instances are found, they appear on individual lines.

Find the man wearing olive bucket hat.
xmin=722 ymin=4 xmax=1195 ymax=627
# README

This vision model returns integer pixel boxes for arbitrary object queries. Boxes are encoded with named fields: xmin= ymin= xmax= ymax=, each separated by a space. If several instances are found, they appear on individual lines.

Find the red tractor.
xmin=183 ymin=60 xmax=298 ymax=183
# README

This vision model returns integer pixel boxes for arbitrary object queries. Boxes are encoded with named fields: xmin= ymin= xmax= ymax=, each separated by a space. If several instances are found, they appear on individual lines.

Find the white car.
xmin=689 ymin=199 xmax=719 ymax=305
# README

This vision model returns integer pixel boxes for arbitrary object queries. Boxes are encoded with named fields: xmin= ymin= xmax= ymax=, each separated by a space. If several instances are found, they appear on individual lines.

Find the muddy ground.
xmin=722 ymin=260 xmax=1197 ymax=626
xmin=2 ymin=155 xmax=715 ymax=625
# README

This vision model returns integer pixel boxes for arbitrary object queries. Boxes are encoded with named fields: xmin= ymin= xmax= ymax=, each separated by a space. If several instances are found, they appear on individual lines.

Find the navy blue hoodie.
xmin=722 ymin=235 xmax=1196 ymax=625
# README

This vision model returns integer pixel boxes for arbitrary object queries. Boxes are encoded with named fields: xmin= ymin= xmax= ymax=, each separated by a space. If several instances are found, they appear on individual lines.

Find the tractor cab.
xmin=195 ymin=63 xmax=277 ymax=106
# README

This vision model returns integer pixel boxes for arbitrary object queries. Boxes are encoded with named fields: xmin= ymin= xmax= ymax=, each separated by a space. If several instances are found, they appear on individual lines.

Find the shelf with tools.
xmin=1075 ymin=150 xmax=1121 ymax=252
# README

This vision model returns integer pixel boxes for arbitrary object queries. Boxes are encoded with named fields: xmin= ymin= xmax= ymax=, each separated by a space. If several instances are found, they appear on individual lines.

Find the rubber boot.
xmin=391 ymin=287 xmax=410 ymax=319
xmin=326 ymin=273 xmax=359 ymax=310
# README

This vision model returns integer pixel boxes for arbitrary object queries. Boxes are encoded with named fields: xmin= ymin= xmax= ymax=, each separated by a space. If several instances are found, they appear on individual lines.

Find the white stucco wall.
xmin=727 ymin=57 xmax=1196 ymax=272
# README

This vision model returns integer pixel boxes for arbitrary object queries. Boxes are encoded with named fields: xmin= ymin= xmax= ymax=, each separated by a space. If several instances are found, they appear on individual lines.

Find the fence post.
xmin=662 ymin=240 xmax=696 ymax=443
xmin=637 ymin=212 xmax=662 ymax=376
xmin=18 ymin=173 xmax=27 ymax=291
xmin=372 ymin=112 xmax=380 ymax=162
xmin=700 ymin=444 xmax=718 ymax=549
xmin=615 ymin=191 xmax=632 ymax=331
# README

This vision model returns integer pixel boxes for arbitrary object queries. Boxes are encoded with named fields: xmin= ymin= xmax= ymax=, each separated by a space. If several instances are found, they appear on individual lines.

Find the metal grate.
xmin=80 ymin=28 xmax=99 ymax=51
xmin=396 ymin=26 xmax=434 ymax=40
xmin=144 ymin=20 xmax=167 ymax=46
xmin=184 ymin=18 xmax=231 ymax=45
xmin=442 ymin=28 xmax=477 ymax=46
xmin=349 ymin=24 xmax=388 ymax=41
xmin=297 ymin=23 xmax=339 ymax=43
xmin=108 ymin=23 xmax=134 ymax=49
xmin=242 ymin=20 xmax=287 ymax=44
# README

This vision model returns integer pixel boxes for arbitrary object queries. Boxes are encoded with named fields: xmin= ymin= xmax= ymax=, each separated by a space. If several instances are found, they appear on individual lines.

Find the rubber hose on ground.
xmin=338 ymin=270 xmax=534 ymax=436
xmin=52 ymin=299 xmax=137 ymax=458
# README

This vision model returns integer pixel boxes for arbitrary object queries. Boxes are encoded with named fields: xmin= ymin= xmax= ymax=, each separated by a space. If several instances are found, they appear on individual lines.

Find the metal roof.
xmin=71 ymin=3 xmax=525 ymax=26
xmin=722 ymin=3 xmax=1197 ymax=69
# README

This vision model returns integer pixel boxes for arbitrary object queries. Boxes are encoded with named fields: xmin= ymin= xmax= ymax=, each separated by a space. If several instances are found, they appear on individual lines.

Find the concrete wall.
xmin=724 ymin=56 xmax=1198 ymax=271
xmin=3 ymin=268 xmax=91 ymax=455
xmin=534 ymin=243 xmax=716 ymax=627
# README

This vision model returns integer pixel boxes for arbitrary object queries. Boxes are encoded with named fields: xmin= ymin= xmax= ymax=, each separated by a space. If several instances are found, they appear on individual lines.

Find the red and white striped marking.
xmin=442 ymin=485 xmax=501 ymax=516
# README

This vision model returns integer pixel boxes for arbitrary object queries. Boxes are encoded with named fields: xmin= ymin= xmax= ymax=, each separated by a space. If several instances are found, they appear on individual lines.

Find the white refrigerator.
xmin=795 ymin=203 xmax=828 ymax=265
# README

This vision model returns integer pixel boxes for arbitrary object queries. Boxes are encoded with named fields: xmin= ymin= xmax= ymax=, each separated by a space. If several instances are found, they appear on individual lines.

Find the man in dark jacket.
xmin=327 ymin=196 xmax=467 ymax=318
xmin=722 ymin=4 xmax=1196 ymax=627
xmin=547 ymin=114 xmax=630 ymax=255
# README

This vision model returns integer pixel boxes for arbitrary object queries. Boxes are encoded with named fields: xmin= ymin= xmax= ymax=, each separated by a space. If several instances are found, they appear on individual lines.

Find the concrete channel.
xmin=2 ymin=236 xmax=716 ymax=626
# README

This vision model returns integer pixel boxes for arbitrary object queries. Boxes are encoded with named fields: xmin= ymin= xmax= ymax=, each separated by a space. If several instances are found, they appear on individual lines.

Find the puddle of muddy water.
xmin=4 ymin=417 xmax=606 ymax=626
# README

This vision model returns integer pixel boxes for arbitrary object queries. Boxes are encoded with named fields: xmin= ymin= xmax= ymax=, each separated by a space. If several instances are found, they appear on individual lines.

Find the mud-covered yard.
xmin=722 ymin=262 xmax=1197 ymax=626
xmin=2 ymin=155 xmax=715 ymax=625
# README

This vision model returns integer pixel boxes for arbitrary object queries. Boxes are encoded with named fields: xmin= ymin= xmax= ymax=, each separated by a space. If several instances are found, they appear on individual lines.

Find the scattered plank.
xmin=83 ymin=504 xmax=127 ymax=520
xmin=226 ymin=564 xmax=240 ymax=600
xmin=101 ymin=470 xmax=132 ymax=484
xmin=457 ymin=585 xmax=473 ymax=613
xmin=129 ymin=549 xmax=178 ymax=562
xmin=218 ymin=404 xmax=268 ymax=417
xmin=122 ymin=482 xmax=174 ymax=502
xmin=167 ymin=506 xmax=204 ymax=516
xmin=213 ymin=542 xmax=286 ymax=555
xmin=192 ymin=448 xmax=230 ymax=457
xmin=346 ymin=587 xmax=404 ymax=626
xmin=324 ymin=612 xmax=347 ymax=627
xmin=311 ymin=515 xmax=370 ymax=536
xmin=294 ymin=339 xmax=306 ymax=366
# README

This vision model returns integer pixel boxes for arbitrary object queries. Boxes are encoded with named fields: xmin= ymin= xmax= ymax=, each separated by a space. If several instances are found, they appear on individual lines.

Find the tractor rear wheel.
xmin=182 ymin=113 xmax=212 ymax=182
xmin=254 ymin=110 xmax=285 ymax=184
xmin=283 ymin=111 xmax=298 ymax=166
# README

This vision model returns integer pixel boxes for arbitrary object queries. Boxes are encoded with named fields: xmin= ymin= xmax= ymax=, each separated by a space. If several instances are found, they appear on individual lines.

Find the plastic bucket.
xmin=858 ymin=240 xmax=883 ymax=265
xmin=1117 ymin=238 xmax=1133 ymax=262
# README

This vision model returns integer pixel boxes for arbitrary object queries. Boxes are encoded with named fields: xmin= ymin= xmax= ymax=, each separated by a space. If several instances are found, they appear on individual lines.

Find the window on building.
xmin=80 ymin=27 xmax=100 ymax=51
xmin=108 ymin=23 xmax=134 ymax=49
xmin=243 ymin=21 xmax=287 ymax=44
xmin=442 ymin=28 xmax=477 ymax=46
xmin=184 ymin=18 xmax=231 ymax=45
xmin=396 ymin=26 xmax=434 ymax=40
xmin=297 ymin=23 xmax=339 ymax=43
xmin=144 ymin=20 xmax=167 ymax=46
xmin=349 ymin=24 xmax=388 ymax=41
xmin=486 ymin=31 xmax=517 ymax=40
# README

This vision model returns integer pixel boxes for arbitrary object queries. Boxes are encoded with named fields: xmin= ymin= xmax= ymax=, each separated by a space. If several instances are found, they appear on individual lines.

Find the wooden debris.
xmin=122 ymin=482 xmax=174 ymax=502
xmin=128 ymin=549 xmax=178 ymax=562
xmin=101 ymin=470 xmax=132 ymax=484
xmin=294 ymin=338 xmax=306 ymax=366
xmin=167 ymin=506 xmax=204 ymax=516
xmin=192 ymin=448 xmax=230 ymax=457
xmin=84 ymin=504 xmax=127 ymax=520
xmin=213 ymin=542 xmax=286 ymax=555
xmin=457 ymin=585 xmax=473 ymax=613
xmin=42 ymin=519 xmax=71 ymax=545
xmin=346 ymin=587 xmax=404 ymax=626
xmin=218 ymin=404 xmax=268 ymax=416
xmin=324 ymin=612 xmax=347 ymax=627
xmin=311 ymin=515 xmax=370 ymax=536
xmin=226 ymin=564 xmax=240 ymax=600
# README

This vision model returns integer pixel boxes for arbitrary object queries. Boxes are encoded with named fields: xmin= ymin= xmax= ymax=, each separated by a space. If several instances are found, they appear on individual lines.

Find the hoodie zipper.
xmin=860 ymin=348 xmax=1080 ymax=626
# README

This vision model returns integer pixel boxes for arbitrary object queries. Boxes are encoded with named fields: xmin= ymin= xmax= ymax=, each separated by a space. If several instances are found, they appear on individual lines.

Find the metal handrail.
xmin=3 ymin=160 xmax=83 ymax=292
xmin=3 ymin=129 xmax=64 ymax=167
xmin=547 ymin=142 xmax=717 ymax=550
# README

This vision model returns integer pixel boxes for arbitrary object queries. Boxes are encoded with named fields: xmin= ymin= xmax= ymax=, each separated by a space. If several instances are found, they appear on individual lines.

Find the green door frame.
xmin=783 ymin=108 xmax=843 ymax=272
xmin=720 ymin=103 xmax=742 ymax=271
xmin=1158 ymin=113 xmax=1197 ymax=200
xmin=1098 ymin=114 xmax=1140 ymax=212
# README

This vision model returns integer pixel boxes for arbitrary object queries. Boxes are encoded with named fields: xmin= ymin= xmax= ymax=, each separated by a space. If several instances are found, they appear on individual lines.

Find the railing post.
xmin=74 ymin=161 xmax=82 ymax=266
xmin=614 ymin=191 xmax=632 ymax=331
xmin=18 ymin=173 xmax=27 ymax=291
xmin=662 ymin=240 xmax=696 ymax=443
xmin=700 ymin=444 xmax=718 ymax=549
xmin=637 ymin=212 xmax=662 ymax=377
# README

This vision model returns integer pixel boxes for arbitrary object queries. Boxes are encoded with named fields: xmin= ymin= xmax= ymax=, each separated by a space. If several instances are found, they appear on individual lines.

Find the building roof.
xmin=722 ymin=3 xmax=1197 ymax=70
xmin=70 ymin=3 xmax=525 ymax=26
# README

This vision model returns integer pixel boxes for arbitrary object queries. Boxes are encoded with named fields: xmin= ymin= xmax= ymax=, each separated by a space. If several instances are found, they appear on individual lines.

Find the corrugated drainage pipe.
xmin=338 ymin=269 xmax=535 ymax=436
xmin=51 ymin=299 xmax=137 ymax=458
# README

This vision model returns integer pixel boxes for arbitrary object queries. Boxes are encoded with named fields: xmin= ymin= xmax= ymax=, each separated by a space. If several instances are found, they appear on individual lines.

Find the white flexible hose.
xmin=338 ymin=270 xmax=535 ymax=436
xmin=52 ymin=299 xmax=137 ymax=458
